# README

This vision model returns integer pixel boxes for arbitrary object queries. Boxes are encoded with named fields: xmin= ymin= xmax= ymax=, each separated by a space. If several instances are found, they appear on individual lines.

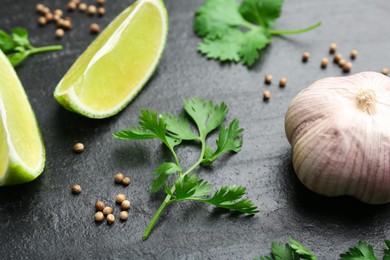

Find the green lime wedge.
xmin=0 ymin=50 xmax=45 ymax=186
xmin=54 ymin=0 xmax=169 ymax=119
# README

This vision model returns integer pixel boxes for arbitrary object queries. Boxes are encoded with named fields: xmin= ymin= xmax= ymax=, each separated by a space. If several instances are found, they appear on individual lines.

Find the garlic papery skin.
xmin=284 ymin=72 xmax=390 ymax=204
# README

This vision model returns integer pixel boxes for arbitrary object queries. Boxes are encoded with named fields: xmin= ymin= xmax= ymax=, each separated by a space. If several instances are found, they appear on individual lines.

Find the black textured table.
xmin=1 ymin=0 xmax=390 ymax=259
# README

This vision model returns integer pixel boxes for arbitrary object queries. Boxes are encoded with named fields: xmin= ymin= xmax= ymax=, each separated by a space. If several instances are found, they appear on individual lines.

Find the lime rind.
xmin=0 ymin=50 xmax=45 ymax=186
xmin=54 ymin=0 xmax=169 ymax=119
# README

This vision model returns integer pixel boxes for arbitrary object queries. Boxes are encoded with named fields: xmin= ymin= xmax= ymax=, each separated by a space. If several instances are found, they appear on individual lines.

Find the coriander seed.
xmin=350 ymin=49 xmax=358 ymax=60
xmin=71 ymin=184 xmax=81 ymax=194
xmin=54 ymin=9 xmax=63 ymax=17
xmin=73 ymin=142 xmax=84 ymax=153
xmin=338 ymin=59 xmax=347 ymax=68
xmin=38 ymin=17 xmax=47 ymax=26
xmin=329 ymin=43 xmax=337 ymax=54
xmin=263 ymin=90 xmax=271 ymax=101
xmin=63 ymin=20 xmax=72 ymax=30
xmin=79 ymin=3 xmax=87 ymax=12
xmin=342 ymin=62 xmax=352 ymax=73
xmin=122 ymin=177 xmax=131 ymax=186
xmin=36 ymin=4 xmax=46 ymax=13
xmin=90 ymin=23 xmax=100 ymax=34
xmin=381 ymin=67 xmax=389 ymax=76
xmin=98 ymin=7 xmax=105 ymax=16
xmin=321 ymin=58 xmax=329 ymax=69
xmin=45 ymin=12 xmax=54 ymax=22
xmin=279 ymin=77 xmax=287 ymax=87
xmin=97 ymin=0 xmax=106 ymax=5
xmin=42 ymin=7 xmax=50 ymax=15
xmin=55 ymin=28 xmax=64 ymax=39
xmin=107 ymin=214 xmax=115 ymax=224
xmin=114 ymin=173 xmax=124 ymax=183
xmin=116 ymin=194 xmax=126 ymax=204
xmin=68 ymin=2 xmax=77 ymax=11
xmin=333 ymin=54 xmax=342 ymax=64
xmin=95 ymin=200 xmax=105 ymax=211
xmin=87 ymin=5 xmax=97 ymax=15
xmin=103 ymin=206 xmax=113 ymax=215
xmin=72 ymin=0 xmax=81 ymax=4
xmin=95 ymin=211 xmax=104 ymax=222
xmin=264 ymin=74 xmax=273 ymax=85
xmin=121 ymin=200 xmax=131 ymax=210
xmin=302 ymin=52 xmax=310 ymax=62
xmin=120 ymin=211 xmax=128 ymax=221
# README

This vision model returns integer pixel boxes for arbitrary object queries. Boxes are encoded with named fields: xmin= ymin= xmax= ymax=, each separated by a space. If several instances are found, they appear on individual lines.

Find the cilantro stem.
xmin=269 ymin=22 xmax=321 ymax=35
xmin=142 ymin=138 xmax=206 ymax=241
xmin=29 ymin=45 xmax=63 ymax=55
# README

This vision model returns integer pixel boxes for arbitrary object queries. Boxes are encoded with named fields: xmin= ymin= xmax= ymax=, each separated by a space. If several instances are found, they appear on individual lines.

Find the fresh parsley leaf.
xmin=0 ymin=27 xmax=62 ymax=67
xmin=150 ymin=162 xmax=178 ymax=193
xmin=340 ymin=241 xmax=377 ymax=260
xmin=162 ymin=113 xmax=198 ymax=141
xmin=202 ymin=119 xmax=243 ymax=166
xmin=272 ymin=242 xmax=300 ymax=260
xmin=239 ymin=0 xmax=284 ymax=27
xmin=288 ymin=238 xmax=317 ymax=260
xmin=194 ymin=0 xmax=320 ymax=67
xmin=183 ymin=97 xmax=228 ymax=137
xmin=0 ymin=30 xmax=16 ymax=52
xmin=115 ymin=98 xmax=257 ymax=240
xmin=384 ymin=240 xmax=390 ymax=260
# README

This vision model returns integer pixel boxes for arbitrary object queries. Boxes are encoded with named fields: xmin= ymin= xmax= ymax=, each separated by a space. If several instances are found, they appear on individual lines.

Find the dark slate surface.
xmin=1 ymin=0 xmax=390 ymax=259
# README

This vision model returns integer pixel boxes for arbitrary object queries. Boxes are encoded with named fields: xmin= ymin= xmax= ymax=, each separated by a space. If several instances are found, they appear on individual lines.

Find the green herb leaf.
xmin=11 ymin=28 xmax=31 ymax=48
xmin=197 ymin=185 xmax=258 ymax=214
xmin=340 ymin=241 xmax=377 ymax=260
xmin=151 ymin=162 xmax=179 ymax=193
xmin=272 ymin=242 xmax=300 ymax=260
xmin=202 ymin=119 xmax=243 ymax=166
xmin=0 ymin=27 xmax=62 ymax=67
xmin=288 ymin=238 xmax=317 ymax=260
xmin=114 ymin=126 xmax=157 ymax=140
xmin=183 ymin=97 xmax=228 ymax=137
xmin=174 ymin=175 xmax=212 ymax=200
xmin=384 ymin=240 xmax=390 ymax=260
xmin=162 ymin=113 xmax=198 ymax=141
xmin=0 ymin=30 xmax=16 ymax=52
xmin=194 ymin=0 xmax=320 ymax=67
xmin=239 ymin=0 xmax=284 ymax=27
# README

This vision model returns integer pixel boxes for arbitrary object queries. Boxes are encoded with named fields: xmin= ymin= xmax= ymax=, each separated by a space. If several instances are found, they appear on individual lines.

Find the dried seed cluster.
xmin=261 ymin=74 xmax=287 ymax=101
xmin=35 ymin=0 xmax=106 ymax=38
xmin=115 ymin=172 xmax=132 ymax=186
xmin=94 ymin=193 xmax=131 ymax=224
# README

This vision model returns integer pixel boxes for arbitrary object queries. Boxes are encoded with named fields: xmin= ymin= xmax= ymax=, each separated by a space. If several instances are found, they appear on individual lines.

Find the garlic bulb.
xmin=285 ymin=72 xmax=390 ymax=204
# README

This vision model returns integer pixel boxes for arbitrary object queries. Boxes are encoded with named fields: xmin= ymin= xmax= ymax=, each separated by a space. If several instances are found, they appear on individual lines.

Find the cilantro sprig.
xmin=114 ymin=98 xmax=258 ymax=240
xmin=257 ymin=238 xmax=390 ymax=260
xmin=0 ymin=28 xmax=62 ymax=67
xmin=194 ymin=0 xmax=321 ymax=66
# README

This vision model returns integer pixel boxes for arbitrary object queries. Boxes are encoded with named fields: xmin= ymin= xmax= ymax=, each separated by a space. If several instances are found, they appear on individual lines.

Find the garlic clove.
xmin=285 ymin=71 xmax=390 ymax=204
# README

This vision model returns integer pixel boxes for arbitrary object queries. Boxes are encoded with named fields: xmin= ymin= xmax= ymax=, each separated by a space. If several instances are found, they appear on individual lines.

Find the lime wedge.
xmin=54 ymin=0 xmax=168 ymax=118
xmin=0 ymin=50 xmax=45 ymax=186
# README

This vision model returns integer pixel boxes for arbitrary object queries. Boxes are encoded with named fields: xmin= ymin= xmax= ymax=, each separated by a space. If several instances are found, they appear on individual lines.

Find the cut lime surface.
xmin=0 ymin=50 xmax=45 ymax=186
xmin=54 ymin=0 xmax=169 ymax=119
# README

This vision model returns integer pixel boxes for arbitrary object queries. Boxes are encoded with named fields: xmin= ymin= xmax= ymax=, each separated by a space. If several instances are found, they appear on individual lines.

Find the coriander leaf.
xmin=198 ymin=185 xmax=258 ymax=214
xmin=241 ymin=29 xmax=271 ymax=66
xmin=7 ymin=51 xmax=29 ymax=67
xmin=239 ymin=0 xmax=284 ymax=27
xmin=166 ymin=136 xmax=182 ymax=148
xmin=11 ymin=28 xmax=31 ymax=48
xmin=202 ymin=119 xmax=243 ymax=166
xmin=340 ymin=241 xmax=377 ymax=260
xmin=150 ymin=162 xmax=178 ymax=193
xmin=198 ymin=28 xmax=243 ymax=63
xmin=162 ymin=113 xmax=198 ymax=140
xmin=288 ymin=238 xmax=316 ymax=260
xmin=272 ymin=242 xmax=300 ymax=260
xmin=194 ymin=0 xmax=247 ymax=39
xmin=384 ymin=240 xmax=390 ymax=260
xmin=183 ymin=97 xmax=228 ymax=137
xmin=174 ymin=175 xmax=211 ymax=200
xmin=114 ymin=126 xmax=157 ymax=140
xmin=0 ymin=30 xmax=16 ymax=52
